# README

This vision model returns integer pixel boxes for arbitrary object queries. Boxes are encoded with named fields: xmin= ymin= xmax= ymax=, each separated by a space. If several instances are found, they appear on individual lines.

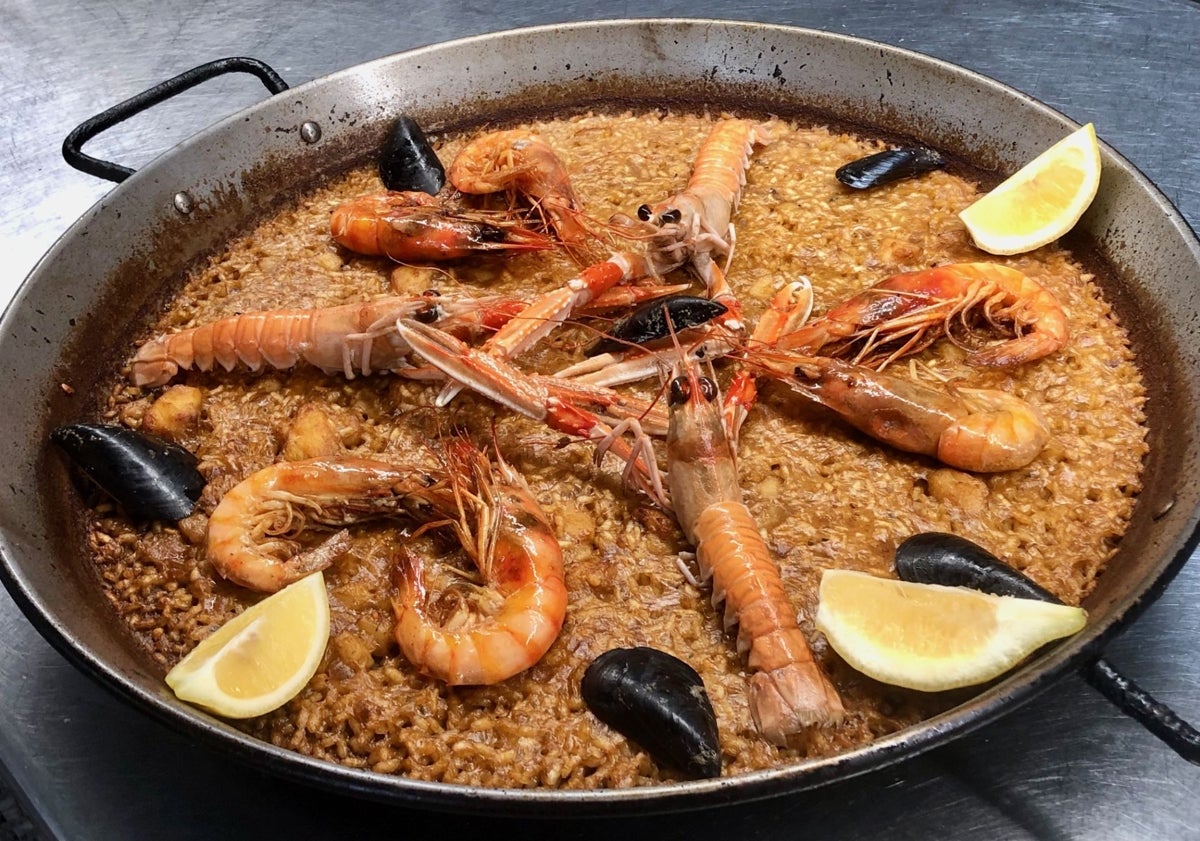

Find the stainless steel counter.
xmin=2 ymin=1 xmax=1198 ymax=839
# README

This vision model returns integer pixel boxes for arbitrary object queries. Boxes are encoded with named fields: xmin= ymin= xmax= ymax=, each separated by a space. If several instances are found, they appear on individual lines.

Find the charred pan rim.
xmin=2 ymin=19 xmax=1199 ymax=816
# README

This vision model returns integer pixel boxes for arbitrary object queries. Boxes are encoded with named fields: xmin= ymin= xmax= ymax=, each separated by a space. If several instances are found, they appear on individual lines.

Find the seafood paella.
xmin=58 ymin=109 xmax=1146 ymax=787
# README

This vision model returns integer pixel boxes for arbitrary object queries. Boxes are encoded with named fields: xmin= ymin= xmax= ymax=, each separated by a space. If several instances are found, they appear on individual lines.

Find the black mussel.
xmin=51 ymin=424 xmax=205 ymax=521
xmin=835 ymin=146 xmax=947 ymax=190
xmin=379 ymin=114 xmax=445 ymax=195
xmin=581 ymin=646 xmax=721 ymax=779
xmin=586 ymin=296 xmax=728 ymax=357
xmin=894 ymin=532 xmax=1060 ymax=603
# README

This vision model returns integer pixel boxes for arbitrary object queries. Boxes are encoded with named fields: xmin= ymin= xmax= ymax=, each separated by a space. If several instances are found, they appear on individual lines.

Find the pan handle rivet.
xmin=300 ymin=121 xmax=322 ymax=144
xmin=173 ymin=192 xmax=194 ymax=215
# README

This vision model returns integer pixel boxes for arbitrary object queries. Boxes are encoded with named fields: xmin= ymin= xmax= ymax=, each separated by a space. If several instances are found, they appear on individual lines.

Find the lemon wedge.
xmin=814 ymin=569 xmax=1086 ymax=692
xmin=165 ymin=572 xmax=330 ymax=718
xmin=959 ymin=123 xmax=1101 ymax=255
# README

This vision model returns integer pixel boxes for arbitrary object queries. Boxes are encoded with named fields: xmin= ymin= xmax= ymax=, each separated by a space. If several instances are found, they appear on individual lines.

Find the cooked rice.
xmin=86 ymin=110 xmax=1146 ymax=787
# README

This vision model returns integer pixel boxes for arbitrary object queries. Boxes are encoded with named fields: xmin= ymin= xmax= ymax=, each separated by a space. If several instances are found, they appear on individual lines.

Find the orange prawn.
xmin=730 ymin=282 xmax=1051 ymax=472
xmin=448 ymin=129 xmax=593 ymax=253
xmin=776 ymin=262 xmax=1069 ymax=368
xmin=205 ymin=456 xmax=455 ymax=593
xmin=392 ymin=440 xmax=567 ymax=685
xmin=330 ymin=191 xmax=552 ymax=262
xmin=767 ymin=355 xmax=1051 ymax=472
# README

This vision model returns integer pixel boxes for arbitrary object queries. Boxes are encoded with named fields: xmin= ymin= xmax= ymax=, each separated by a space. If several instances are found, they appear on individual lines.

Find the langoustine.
xmin=664 ymin=356 xmax=845 ymax=743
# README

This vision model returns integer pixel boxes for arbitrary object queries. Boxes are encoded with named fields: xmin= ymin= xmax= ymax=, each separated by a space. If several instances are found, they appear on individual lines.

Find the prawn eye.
xmin=414 ymin=303 xmax=441 ymax=323
xmin=668 ymin=376 xmax=691 ymax=406
xmin=697 ymin=376 xmax=718 ymax=402
xmin=659 ymin=208 xmax=682 ymax=224
xmin=637 ymin=204 xmax=653 ymax=222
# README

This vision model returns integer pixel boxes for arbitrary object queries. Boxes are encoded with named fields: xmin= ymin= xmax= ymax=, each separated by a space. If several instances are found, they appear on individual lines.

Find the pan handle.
xmin=1085 ymin=657 xmax=1200 ymax=764
xmin=62 ymin=56 xmax=290 ymax=184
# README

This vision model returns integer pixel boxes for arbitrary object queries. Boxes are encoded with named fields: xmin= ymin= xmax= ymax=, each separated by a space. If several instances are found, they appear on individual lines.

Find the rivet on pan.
xmin=300 ymin=121 xmax=322 ymax=144
xmin=173 ymin=192 xmax=194 ymax=215
xmin=1152 ymin=497 xmax=1175 ymax=520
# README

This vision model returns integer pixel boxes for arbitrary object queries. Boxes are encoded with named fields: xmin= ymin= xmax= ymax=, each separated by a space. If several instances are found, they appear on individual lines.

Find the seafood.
xmin=835 ymin=146 xmax=946 ymax=190
xmin=638 ymin=119 xmax=771 ymax=291
xmin=894 ymin=532 xmax=1059 ymax=601
xmin=448 ymin=129 xmax=592 ymax=252
xmin=776 ymin=262 xmax=1070 ymax=369
xmin=665 ymin=359 xmax=844 ymax=743
xmin=51 ymin=423 xmax=205 ymax=521
xmin=330 ymin=192 xmax=551 ymax=262
xmin=206 ymin=456 xmax=453 ymax=593
xmin=581 ymin=647 xmax=721 ymax=779
xmin=392 ymin=441 xmax=567 ymax=685
xmin=586 ymin=295 xmax=729 ymax=357
xmin=396 ymin=318 xmax=670 ymax=506
xmin=379 ymin=114 xmax=446 ymax=195
xmin=766 ymin=355 xmax=1050 ymax=472
xmin=128 ymin=292 xmax=525 ymax=388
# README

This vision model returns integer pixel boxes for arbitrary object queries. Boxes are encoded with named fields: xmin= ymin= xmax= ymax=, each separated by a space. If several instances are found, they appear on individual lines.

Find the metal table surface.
xmin=2 ymin=1 xmax=1198 ymax=839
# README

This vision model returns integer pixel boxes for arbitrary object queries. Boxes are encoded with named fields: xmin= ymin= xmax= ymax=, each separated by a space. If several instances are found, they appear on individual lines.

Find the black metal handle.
xmin=62 ymin=56 xmax=289 ymax=184
xmin=1085 ymin=657 xmax=1200 ymax=764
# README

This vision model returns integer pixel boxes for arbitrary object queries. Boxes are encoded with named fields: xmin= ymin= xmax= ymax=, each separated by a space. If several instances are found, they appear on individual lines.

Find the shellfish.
xmin=51 ymin=423 xmax=205 ymax=521
xmin=894 ymin=532 xmax=1058 ymax=601
xmin=581 ymin=647 xmax=722 ymax=779
xmin=835 ymin=146 xmax=946 ymax=190
xmin=379 ymin=114 xmax=446 ymax=195
xmin=586 ymin=295 xmax=728 ymax=357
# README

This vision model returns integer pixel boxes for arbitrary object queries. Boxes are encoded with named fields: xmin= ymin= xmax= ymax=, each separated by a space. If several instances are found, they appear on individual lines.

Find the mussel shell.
xmin=51 ymin=423 xmax=205 ymax=521
xmin=835 ymin=146 xmax=946 ymax=190
xmin=379 ymin=114 xmax=446 ymax=195
xmin=894 ymin=532 xmax=1061 ymax=603
xmin=586 ymin=295 xmax=728 ymax=357
xmin=581 ymin=646 xmax=721 ymax=779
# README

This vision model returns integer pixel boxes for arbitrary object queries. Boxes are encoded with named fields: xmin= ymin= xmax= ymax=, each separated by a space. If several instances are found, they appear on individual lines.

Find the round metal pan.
xmin=1 ymin=19 xmax=1198 ymax=815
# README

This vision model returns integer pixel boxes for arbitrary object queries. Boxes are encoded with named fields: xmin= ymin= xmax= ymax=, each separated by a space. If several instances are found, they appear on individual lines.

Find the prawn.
xmin=392 ymin=440 xmax=567 ymax=685
xmin=330 ymin=191 xmax=552 ymax=262
xmin=665 ymin=357 xmax=844 ymax=744
xmin=205 ymin=456 xmax=455 ymax=593
xmin=776 ymin=262 xmax=1069 ymax=369
xmin=448 ymin=129 xmax=593 ymax=253
xmin=760 ymin=354 xmax=1051 ymax=472
xmin=128 ymin=293 xmax=526 ymax=388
